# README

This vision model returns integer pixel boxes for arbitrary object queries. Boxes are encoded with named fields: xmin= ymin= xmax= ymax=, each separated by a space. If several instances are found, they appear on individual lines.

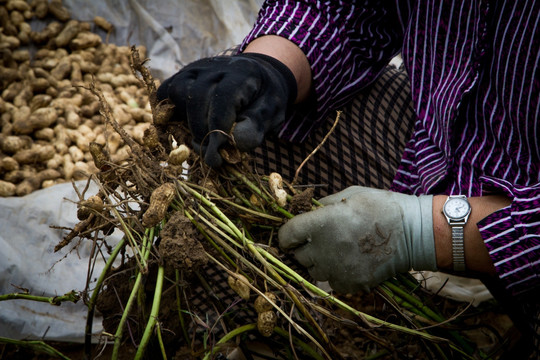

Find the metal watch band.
xmin=451 ymin=226 xmax=466 ymax=272
xmin=443 ymin=195 xmax=470 ymax=272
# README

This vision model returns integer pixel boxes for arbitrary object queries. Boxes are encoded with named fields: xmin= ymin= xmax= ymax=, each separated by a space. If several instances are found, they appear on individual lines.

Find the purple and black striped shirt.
xmin=241 ymin=0 xmax=539 ymax=296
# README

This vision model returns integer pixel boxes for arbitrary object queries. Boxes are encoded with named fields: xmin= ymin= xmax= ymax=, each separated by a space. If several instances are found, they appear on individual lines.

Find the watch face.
xmin=444 ymin=197 xmax=471 ymax=219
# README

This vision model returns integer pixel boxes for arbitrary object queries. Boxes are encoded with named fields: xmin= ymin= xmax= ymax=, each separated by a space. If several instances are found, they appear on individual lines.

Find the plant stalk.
xmin=0 ymin=337 xmax=70 ymax=360
xmin=0 ymin=290 xmax=80 ymax=305
xmin=85 ymin=237 xmax=126 ymax=359
xmin=112 ymin=228 xmax=155 ymax=359
xmin=134 ymin=264 xmax=165 ymax=360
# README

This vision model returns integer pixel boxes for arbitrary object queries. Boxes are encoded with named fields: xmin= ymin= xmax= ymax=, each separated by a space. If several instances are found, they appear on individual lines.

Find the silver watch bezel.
xmin=442 ymin=195 xmax=471 ymax=224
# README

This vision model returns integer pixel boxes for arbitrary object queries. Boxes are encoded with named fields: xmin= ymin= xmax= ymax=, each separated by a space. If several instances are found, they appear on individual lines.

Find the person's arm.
xmin=240 ymin=2 xmax=404 ymax=141
xmin=277 ymin=186 xmax=519 ymax=293
xmin=432 ymin=195 xmax=512 ymax=275
xmin=244 ymin=35 xmax=312 ymax=103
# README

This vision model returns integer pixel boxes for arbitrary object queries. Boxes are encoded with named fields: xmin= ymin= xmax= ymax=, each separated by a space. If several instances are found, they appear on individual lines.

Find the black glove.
xmin=157 ymin=53 xmax=297 ymax=167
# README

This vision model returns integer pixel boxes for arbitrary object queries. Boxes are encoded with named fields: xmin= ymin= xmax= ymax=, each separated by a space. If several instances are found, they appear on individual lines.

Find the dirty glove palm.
xmin=278 ymin=186 xmax=437 ymax=293
xmin=157 ymin=53 xmax=297 ymax=167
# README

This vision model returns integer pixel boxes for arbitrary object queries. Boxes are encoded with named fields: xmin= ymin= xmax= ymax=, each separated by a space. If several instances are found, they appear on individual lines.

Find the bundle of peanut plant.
xmin=61 ymin=47 xmax=487 ymax=360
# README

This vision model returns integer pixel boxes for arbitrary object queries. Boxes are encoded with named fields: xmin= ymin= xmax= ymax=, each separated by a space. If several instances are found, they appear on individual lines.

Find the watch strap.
xmin=451 ymin=225 xmax=466 ymax=271
xmin=443 ymin=195 xmax=470 ymax=272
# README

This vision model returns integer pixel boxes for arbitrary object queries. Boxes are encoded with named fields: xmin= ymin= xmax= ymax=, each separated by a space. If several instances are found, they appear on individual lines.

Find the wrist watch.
xmin=442 ymin=195 xmax=471 ymax=272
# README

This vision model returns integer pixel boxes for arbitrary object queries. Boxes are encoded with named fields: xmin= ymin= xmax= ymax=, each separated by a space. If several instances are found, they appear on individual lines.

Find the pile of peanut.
xmin=0 ymin=0 xmax=154 ymax=197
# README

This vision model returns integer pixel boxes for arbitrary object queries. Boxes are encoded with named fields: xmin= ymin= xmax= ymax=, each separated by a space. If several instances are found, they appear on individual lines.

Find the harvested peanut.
xmin=0 ymin=4 xmax=153 ymax=196
xmin=0 ymin=157 xmax=19 ymax=172
xmin=48 ymin=0 xmax=70 ymax=22
xmin=0 ymin=180 xmax=16 ymax=197
xmin=16 ymin=168 xmax=61 ymax=196
xmin=268 ymin=172 xmax=288 ymax=207
xmin=254 ymin=292 xmax=277 ymax=314
xmin=141 ymin=183 xmax=177 ymax=228
xmin=13 ymin=144 xmax=55 ymax=164
xmin=227 ymin=273 xmax=251 ymax=301
xmin=257 ymin=311 xmax=277 ymax=337
xmin=77 ymin=195 xmax=104 ymax=220
xmin=93 ymin=16 xmax=113 ymax=32
xmin=70 ymin=31 xmax=101 ymax=50
xmin=168 ymin=144 xmax=190 ymax=166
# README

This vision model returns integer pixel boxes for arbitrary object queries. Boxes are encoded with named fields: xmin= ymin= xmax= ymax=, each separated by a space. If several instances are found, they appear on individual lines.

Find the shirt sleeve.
xmin=477 ymin=176 xmax=540 ymax=297
xmin=239 ymin=0 xmax=405 ymax=142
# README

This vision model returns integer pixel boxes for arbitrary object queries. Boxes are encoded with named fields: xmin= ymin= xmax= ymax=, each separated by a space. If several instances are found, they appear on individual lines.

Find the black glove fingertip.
xmin=232 ymin=119 xmax=264 ymax=151
xmin=204 ymin=149 xmax=223 ymax=168
xmin=203 ymin=135 xmax=227 ymax=168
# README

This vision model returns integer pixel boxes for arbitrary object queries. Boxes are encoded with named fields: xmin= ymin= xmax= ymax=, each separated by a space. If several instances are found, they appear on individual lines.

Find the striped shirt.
xmin=241 ymin=0 xmax=540 ymax=296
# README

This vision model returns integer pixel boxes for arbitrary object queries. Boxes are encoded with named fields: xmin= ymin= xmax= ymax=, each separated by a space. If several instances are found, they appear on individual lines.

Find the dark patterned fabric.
xmin=251 ymin=65 xmax=414 ymax=198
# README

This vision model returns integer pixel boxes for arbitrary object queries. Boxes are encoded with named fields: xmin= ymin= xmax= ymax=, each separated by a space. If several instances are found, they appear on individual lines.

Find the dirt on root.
xmin=159 ymin=211 xmax=208 ymax=273
xmin=288 ymin=187 xmax=315 ymax=215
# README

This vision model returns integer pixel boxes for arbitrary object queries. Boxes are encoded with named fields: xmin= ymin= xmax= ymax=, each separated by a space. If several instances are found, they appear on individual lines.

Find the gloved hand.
xmin=278 ymin=186 xmax=437 ymax=293
xmin=157 ymin=53 xmax=297 ymax=167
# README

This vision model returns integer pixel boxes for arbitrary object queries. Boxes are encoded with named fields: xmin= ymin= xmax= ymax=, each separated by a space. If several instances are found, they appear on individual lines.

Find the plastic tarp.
xmin=0 ymin=181 xmax=112 ymax=342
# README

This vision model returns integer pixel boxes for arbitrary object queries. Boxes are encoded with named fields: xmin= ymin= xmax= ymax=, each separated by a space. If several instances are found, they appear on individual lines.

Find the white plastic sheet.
xmin=0 ymin=181 xmax=110 ymax=342
xmin=414 ymin=271 xmax=492 ymax=307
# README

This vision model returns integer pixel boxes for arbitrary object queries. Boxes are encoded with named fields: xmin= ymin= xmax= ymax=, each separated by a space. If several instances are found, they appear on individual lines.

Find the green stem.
xmin=182 ymin=184 xmax=333 ymax=352
xmin=396 ymin=273 xmax=423 ymax=293
xmin=378 ymin=283 xmax=437 ymax=325
xmin=85 ymin=237 xmax=126 ymax=358
xmin=187 ymin=182 xmax=282 ymax=222
xmin=231 ymin=186 xmax=263 ymax=212
xmin=184 ymin=208 xmax=239 ymax=271
xmin=0 ymin=290 xmax=80 ymax=305
xmin=112 ymin=275 xmax=143 ymax=359
xmin=244 ymin=242 xmax=332 ymax=350
xmin=226 ymin=166 xmax=294 ymax=219
xmin=202 ymin=324 xmax=257 ymax=360
xmin=112 ymin=228 xmax=154 ymax=360
xmin=134 ymin=265 xmax=165 ymax=360
xmin=254 ymin=247 xmax=447 ymax=342
xmin=155 ymin=321 xmax=167 ymax=360
xmin=0 ymin=337 xmax=71 ymax=360
xmin=110 ymin=206 xmax=146 ymax=271
xmin=378 ymin=285 xmax=448 ymax=358
xmin=194 ymin=220 xmax=280 ymax=288
xmin=382 ymin=280 xmax=442 ymax=322
xmin=181 ymin=175 xmax=449 ymax=345
xmin=209 ymin=252 xmax=334 ymax=359
xmin=273 ymin=327 xmax=326 ymax=360
xmin=185 ymin=179 xmax=445 ymax=343
xmin=380 ymin=282 xmax=475 ymax=356
xmin=179 ymin=182 xmax=243 ymax=240
xmin=193 ymin=203 xmax=243 ymax=247
xmin=379 ymin=284 xmax=429 ymax=320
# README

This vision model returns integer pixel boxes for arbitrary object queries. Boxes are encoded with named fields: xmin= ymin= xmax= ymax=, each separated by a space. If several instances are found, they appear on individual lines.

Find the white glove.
xmin=278 ymin=186 xmax=437 ymax=293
